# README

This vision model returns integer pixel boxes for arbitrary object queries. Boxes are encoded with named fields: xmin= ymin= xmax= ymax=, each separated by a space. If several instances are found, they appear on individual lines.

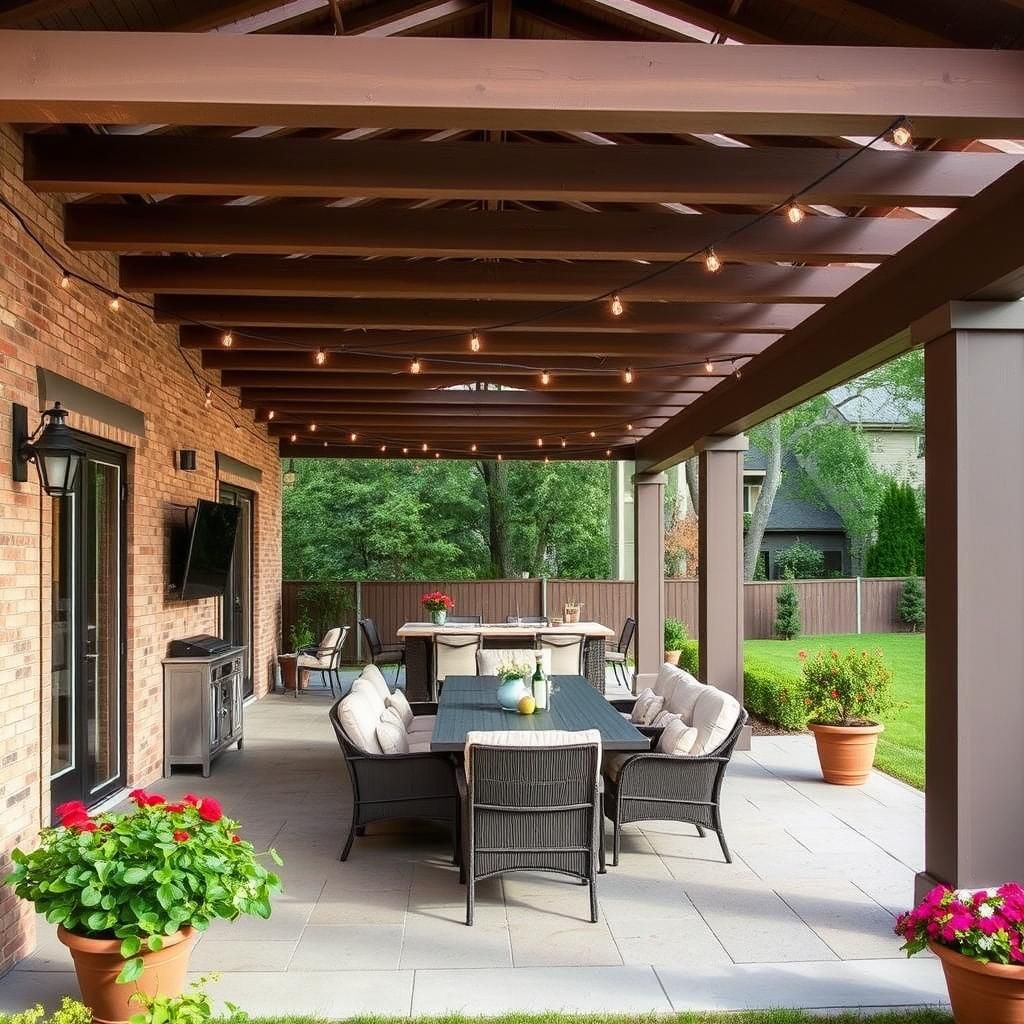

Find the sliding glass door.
xmin=220 ymin=484 xmax=254 ymax=697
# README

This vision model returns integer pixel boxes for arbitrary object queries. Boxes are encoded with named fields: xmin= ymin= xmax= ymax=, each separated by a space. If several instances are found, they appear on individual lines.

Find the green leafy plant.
xmin=289 ymin=615 xmax=314 ymax=651
xmin=495 ymin=661 xmax=532 ymax=682
xmin=800 ymin=647 xmax=896 ymax=726
xmin=663 ymin=617 xmax=687 ymax=652
xmin=296 ymin=582 xmax=352 ymax=644
xmin=774 ymin=574 xmax=801 ymax=640
xmin=2 ymin=998 xmax=91 ymax=1024
xmin=775 ymin=541 xmax=825 ymax=580
xmin=4 ymin=791 xmax=282 ymax=984
xmin=128 ymin=974 xmax=248 ymax=1024
xmin=865 ymin=480 xmax=925 ymax=578
xmin=897 ymin=576 xmax=925 ymax=632
xmin=679 ymin=639 xmax=700 ymax=676
xmin=743 ymin=657 xmax=807 ymax=731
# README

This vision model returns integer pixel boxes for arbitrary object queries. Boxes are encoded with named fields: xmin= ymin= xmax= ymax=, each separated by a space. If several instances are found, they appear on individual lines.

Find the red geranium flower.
xmin=77 ymin=821 xmax=98 ymax=833
xmin=183 ymin=794 xmax=200 ymax=806
xmin=145 ymin=794 xmax=166 ymax=806
xmin=173 ymin=830 xmax=190 ymax=842
xmin=197 ymin=797 xmax=223 ymax=823
xmin=165 ymin=803 xmax=185 ymax=813
xmin=60 ymin=809 xmax=92 ymax=829
xmin=231 ymin=834 xmax=241 ymax=843
xmin=54 ymin=800 xmax=87 ymax=818
xmin=128 ymin=788 xmax=149 ymax=805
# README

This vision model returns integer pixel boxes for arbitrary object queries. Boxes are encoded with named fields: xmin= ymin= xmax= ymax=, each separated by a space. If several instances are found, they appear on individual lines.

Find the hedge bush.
xmin=742 ymin=656 xmax=808 ymax=731
xmin=679 ymin=639 xmax=700 ymax=676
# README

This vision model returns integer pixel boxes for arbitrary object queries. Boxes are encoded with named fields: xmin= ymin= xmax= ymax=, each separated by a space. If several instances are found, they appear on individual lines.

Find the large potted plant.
xmin=896 ymin=882 xmax=1024 ymax=1024
xmin=421 ymin=590 xmax=454 ymax=625
xmin=663 ymin=618 xmax=687 ymax=667
xmin=801 ymin=646 xmax=894 ymax=785
xmin=5 ymin=791 xmax=282 ymax=1024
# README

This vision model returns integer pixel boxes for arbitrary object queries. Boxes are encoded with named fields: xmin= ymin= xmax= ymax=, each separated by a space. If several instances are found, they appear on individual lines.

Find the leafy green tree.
xmin=774 ymin=572 xmax=801 ymax=640
xmin=897 ymin=576 xmax=926 ymax=632
xmin=864 ymin=480 xmax=924 ymax=577
xmin=775 ymin=540 xmax=825 ymax=580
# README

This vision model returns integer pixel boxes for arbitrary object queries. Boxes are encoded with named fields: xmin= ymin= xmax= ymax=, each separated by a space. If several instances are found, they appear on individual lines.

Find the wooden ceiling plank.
xmin=281 ymin=443 xmax=632 ymax=460
xmin=66 ymin=204 xmax=932 ymax=261
xmin=5 ymin=33 xmax=1024 ymax=136
xmin=239 ymin=387 xmax=695 ymax=407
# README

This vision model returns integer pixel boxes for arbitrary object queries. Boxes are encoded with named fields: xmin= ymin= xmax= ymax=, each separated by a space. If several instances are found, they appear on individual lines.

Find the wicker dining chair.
xmin=432 ymin=632 xmax=482 ymax=700
xmin=358 ymin=617 xmax=406 ymax=684
xmin=328 ymin=695 xmax=458 ymax=862
xmin=537 ymin=632 xmax=586 ymax=675
xmin=604 ymin=617 xmax=636 ymax=689
xmin=459 ymin=730 xmax=604 ymax=926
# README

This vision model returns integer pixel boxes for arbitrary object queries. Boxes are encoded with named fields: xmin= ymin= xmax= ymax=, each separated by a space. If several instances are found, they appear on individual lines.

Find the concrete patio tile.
xmin=206 ymin=969 xmax=414 ymax=1017
xmin=683 ymin=879 xmax=838 ymax=964
xmin=289 ymin=924 xmax=405 ymax=970
xmin=190 ymin=939 xmax=297 ymax=973
xmin=507 ymin=901 xmax=622 ymax=966
xmin=607 ymin=898 xmax=733 ymax=968
xmin=655 ymin=956 xmax=949 ymax=1012
xmin=0 ymin=971 xmax=78 ymax=1012
xmin=412 ymin=965 xmax=672 ymax=1014
xmin=401 ymin=905 xmax=512 ymax=968
xmin=310 ymin=885 xmax=409 ymax=925
xmin=203 ymin=897 xmax=314 ymax=941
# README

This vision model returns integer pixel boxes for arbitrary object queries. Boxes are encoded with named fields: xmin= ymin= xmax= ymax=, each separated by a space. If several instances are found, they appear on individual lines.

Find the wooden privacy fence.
xmin=281 ymin=576 xmax=919 ymax=658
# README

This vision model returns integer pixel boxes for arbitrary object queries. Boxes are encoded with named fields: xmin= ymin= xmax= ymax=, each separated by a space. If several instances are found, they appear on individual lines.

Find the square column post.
xmin=697 ymin=434 xmax=750 ymax=749
xmin=632 ymin=471 xmax=666 ymax=693
xmin=914 ymin=301 xmax=1024 ymax=896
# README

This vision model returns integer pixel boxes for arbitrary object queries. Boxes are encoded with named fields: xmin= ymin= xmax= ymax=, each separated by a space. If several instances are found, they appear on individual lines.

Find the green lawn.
xmin=744 ymin=632 xmax=925 ymax=790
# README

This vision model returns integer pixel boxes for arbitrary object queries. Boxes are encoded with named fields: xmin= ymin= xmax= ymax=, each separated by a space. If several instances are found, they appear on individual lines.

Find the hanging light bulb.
xmin=267 ymin=409 xmax=275 ymax=420
xmin=410 ymin=357 xmax=422 ymax=374
xmin=108 ymin=296 xmax=121 ymax=312
xmin=540 ymin=370 xmax=551 ymax=385
xmin=60 ymin=270 xmax=71 ymax=290
xmin=323 ymin=440 xmax=328 ymax=447
xmin=469 ymin=332 xmax=481 ymax=353
xmin=309 ymin=422 xmax=317 ymax=432
xmin=623 ymin=368 xmax=634 ymax=384
xmin=786 ymin=202 xmax=805 ymax=225
xmin=400 ymin=446 xmax=408 ymax=454
xmin=434 ymin=452 xmax=440 ymax=459
xmin=497 ymin=453 xmax=503 ymax=461
xmin=544 ymin=456 xmax=550 ymax=465
xmin=733 ymin=360 xmax=743 ymax=379
xmin=380 ymin=445 xmax=387 ymax=453
xmin=610 ymin=294 xmax=624 ymax=318
xmin=314 ymin=348 xmax=327 ymax=366
xmin=350 ymin=432 xmax=358 ymax=442
xmin=589 ymin=430 xmax=597 ymax=439
xmin=289 ymin=433 xmax=298 ymax=443
xmin=561 ymin=438 xmax=567 ymax=448
xmin=203 ymin=386 xmax=213 ymax=409
xmin=703 ymin=247 xmax=721 ymax=273
xmin=704 ymin=358 xmax=714 ymax=374
xmin=537 ymin=437 xmax=543 ymax=447
xmin=471 ymin=443 xmax=478 ymax=452
xmin=606 ymin=449 xmax=612 ymax=457
xmin=627 ymin=423 xmax=633 ymax=431
xmin=221 ymin=331 xmax=234 ymax=348
xmin=891 ymin=119 xmax=913 ymax=147
xmin=422 ymin=442 xmax=428 ymax=452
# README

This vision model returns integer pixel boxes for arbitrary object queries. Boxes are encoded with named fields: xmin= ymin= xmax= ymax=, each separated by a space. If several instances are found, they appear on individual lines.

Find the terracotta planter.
xmin=808 ymin=721 xmax=883 ymax=785
xmin=58 ymin=925 xmax=197 ymax=1024
xmin=664 ymin=650 xmax=682 ymax=667
xmin=930 ymin=941 xmax=1024 ymax=1024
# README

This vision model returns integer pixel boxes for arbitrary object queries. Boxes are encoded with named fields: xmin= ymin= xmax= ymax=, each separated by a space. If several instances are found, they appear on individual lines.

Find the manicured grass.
xmin=248 ymin=1013 xmax=951 ymax=1024
xmin=743 ymin=632 xmax=925 ymax=790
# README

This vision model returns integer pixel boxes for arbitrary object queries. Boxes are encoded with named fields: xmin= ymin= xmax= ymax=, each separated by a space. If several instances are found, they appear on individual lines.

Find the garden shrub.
xmin=679 ymin=639 xmax=700 ymax=675
xmin=774 ymin=573 xmax=801 ymax=639
xmin=775 ymin=540 xmax=825 ymax=580
xmin=897 ymin=576 xmax=926 ymax=632
xmin=743 ymin=656 xmax=808 ymax=731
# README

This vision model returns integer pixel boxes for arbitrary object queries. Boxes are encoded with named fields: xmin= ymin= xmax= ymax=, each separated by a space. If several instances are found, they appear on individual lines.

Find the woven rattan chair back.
xmin=433 ymin=633 xmax=482 ymax=696
xmin=358 ymin=617 xmax=384 ymax=658
xmin=537 ymin=632 xmax=586 ymax=675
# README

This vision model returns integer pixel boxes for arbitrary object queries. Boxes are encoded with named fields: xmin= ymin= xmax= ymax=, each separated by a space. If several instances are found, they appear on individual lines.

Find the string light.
xmin=267 ymin=409 xmax=275 ymax=420
xmin=544 ymin=456 xmax=550 ymax=464
xmin=786 ymin=202 xmax=805 ymax=224
xmin=610 ymin=294 xmax=624 ymax=317
xmin=108 ymin=296 xmax=121 ymax=312
xmin=289 ymin=433 xmax=298 ymax=443
xmin=434 ymin=452 xmax=440 ymax=459
xmin=59 ymin=270 xmax=71 ymax=290
xmin=203 ymin=386 xmax=213 ymax=409
xmin=471 ymin=443 xmax=477 ymax=452
xmin=469 ymin=332 xmax=481 ymax=352
xmin=221 ymin=331 xmax=233 ymax=347
xmin=537 ymin=437 xmax=543 ymax=447
xmin=380 ymin=445 xmax=387 ymax=453
xmin=422 ymin=442 xmax=429 ymax=452
xmin=540 ymin=370 xmax=551 ymax=385
xmin=497 ymin=453 xmax=503 ymax=461
xmin=403 ymin=447 xmax=409 ymax=454
xmin=703 ymin=247 xmax=722 ymax=273
xmin=350 ymin=432 xmax=358 ymax=442
xmin=704 ymin=358 xmax=714 ymax=374
xmin=410 ymin=357 xmax=422 ymax=374
xmin=561 ymin=438 xmax=567 ymax=448
xmin=733 ymin=360 xmax=743 ymax=379
xmin=891 ymin=119 xmax=913 ymax=147
xmin=627 ymin=423 xmax=633 ymax=431
xmin=606 ymin=449 xmax=612 ymax=457
xmin=589 ymin=430 xmax=597 ymax=439
xmin=323 ymin=441 xmax=328 ymax=447
xmin=623 ymin=368 xmax=634 ymax=384
xmin=309 ymin=422 xmax=317 ymax=432
xmin=314 ymin=348 xmax=327 ymax=366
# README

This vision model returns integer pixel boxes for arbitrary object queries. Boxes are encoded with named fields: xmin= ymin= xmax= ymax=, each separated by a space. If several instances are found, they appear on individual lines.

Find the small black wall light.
xmin=177 ymin=449 xmax=198 ymax=471
xmin=13 ymin=401 xmax=85 ymax=498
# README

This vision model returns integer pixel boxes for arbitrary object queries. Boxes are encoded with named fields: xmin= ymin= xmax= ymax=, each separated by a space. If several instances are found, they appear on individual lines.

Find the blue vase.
xmin=496 ymin=676 xmax=528 ymax=711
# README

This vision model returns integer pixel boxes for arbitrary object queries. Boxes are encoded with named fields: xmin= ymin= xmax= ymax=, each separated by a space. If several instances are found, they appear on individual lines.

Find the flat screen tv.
xmin=170 ymin=499 xmax=241 ymax=600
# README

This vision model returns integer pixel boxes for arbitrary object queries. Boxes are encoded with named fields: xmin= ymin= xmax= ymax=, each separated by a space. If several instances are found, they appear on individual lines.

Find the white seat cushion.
xmin=436 ymin=637 xmax=481 ymax=680
xmin=657 ymin=716 xmax=700 ymax=756
xmin=298 ymin=627 xmax=343 ymax=670
xmin=338 ymin=692 xmax=384 ymax=754
xmin=476 ymin=649 xmax=551 ymax=676
xmin=376 ymin=708 xmax=410 ymax=755
xmin=690 ymin=686 xmax=742 ymax=755
xmin=605 ymin=650 xmax=627 ymax=663
xmin=351 ymin=677 xmax=386 ymax=714
xmin=630 ymin=687 xmax=665 ymax=725
xmin=361 ymin=664 xmax=392 ymax=700
xmin=409 ymin=737 xmax=435 ymax=754
xmin=464 ymin=728 xmax=602 ymax=780
xmin=408 ymin=715 xmax=436 ymax=735
xmin=386 ymin=689 xmax=414 ymax=728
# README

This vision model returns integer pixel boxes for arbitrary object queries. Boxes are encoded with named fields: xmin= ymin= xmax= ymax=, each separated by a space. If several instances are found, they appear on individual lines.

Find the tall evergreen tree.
xmin=774 ymin=571 xmax=801 ymax=640
xmin=864 ymin=480 xmax=924 ymax=577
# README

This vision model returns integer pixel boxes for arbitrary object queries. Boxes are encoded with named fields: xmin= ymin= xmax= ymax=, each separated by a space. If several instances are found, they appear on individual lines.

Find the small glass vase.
xmin=496 ymin=676 xmax=528 ymax=710
xmin=430 ymin=608 xmax=447 ymax=626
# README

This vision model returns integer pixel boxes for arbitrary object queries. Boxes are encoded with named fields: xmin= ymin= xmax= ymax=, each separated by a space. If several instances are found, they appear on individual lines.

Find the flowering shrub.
xmin=896 ymin=883 xmax=1024 ymax=965
xmin=4 ymin=791 xmax=282 ymax=983
xmin=421 ymin=591 xmax=455 ymax=613
xmin=800 ymin=646 xmax=895 ymax=726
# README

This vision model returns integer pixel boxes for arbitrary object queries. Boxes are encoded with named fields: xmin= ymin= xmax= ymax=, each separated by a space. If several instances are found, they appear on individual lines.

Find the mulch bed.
xmin=749 ymin=714 xmax=805 ymax=737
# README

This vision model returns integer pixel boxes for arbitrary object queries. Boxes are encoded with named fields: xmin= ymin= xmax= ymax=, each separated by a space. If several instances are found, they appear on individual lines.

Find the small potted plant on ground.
xmin=5 ymin=791 xmax=282 ymax=1024
xmin=896 ymin=882 xmax=1024 ymax=1024
xmin=280 ymin=617 xmax=314 ymax=690
xmin=801 ymin=646 xmax=895 ymax=785
xmin=421 ymin=590 xmax=454 ymax=626
xmin=495 ymin=660 xmax=532 ymax=710
xmin=663 ymin=617 xmax=687 ymax=667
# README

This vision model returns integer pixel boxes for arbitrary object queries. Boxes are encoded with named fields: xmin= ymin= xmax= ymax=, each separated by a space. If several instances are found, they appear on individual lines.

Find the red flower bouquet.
xmin=421 ymin=591 xmax=455 ymax=613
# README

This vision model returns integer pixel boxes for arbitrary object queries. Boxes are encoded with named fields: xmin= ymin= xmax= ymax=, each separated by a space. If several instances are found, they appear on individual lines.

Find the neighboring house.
xmin=831 ymin=384 xmax=924 ymax=486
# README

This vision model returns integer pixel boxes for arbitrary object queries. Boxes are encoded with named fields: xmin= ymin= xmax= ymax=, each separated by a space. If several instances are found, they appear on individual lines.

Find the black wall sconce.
xmin=177 ymin=449 xmax=198 ymax=471
xmin=283 ymin=458 xmax=297 ymax=489
xmin=13 ymin=401 xmax=85 ymax=498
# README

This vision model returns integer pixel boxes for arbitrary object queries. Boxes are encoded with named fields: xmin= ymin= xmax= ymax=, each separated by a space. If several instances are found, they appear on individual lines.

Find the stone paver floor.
xmin=1 ymin=685 xmax=946 ymax=1017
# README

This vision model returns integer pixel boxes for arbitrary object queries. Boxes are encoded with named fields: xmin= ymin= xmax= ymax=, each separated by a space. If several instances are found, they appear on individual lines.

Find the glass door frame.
xmin=219 ymin=483 xmax=255 ymax=698
xmin=49 ymin=432 xmax=128 ymax=815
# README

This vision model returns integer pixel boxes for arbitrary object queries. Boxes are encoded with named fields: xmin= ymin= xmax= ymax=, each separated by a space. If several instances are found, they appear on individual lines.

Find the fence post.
xmin=355 ymin=580 xmax=363 ymax=661
xmin=855 ymin=577 xmax=863 ymax=635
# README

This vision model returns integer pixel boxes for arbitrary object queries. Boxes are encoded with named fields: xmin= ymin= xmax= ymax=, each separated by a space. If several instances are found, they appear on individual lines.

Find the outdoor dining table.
xmin=396 ymin=620 xmax=615 ymax=699
xmin=429 ymin=674 xmax=650 ymax=753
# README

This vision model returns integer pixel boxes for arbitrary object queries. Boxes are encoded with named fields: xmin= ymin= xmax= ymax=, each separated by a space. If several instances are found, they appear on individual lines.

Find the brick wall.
xmin=0 ymin=125 xmax=282 ymax=974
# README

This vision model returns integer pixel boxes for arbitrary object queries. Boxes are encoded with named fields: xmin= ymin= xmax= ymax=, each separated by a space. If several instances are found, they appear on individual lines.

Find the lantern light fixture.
xmin=12 ymin=402 xmax=85 ymax=498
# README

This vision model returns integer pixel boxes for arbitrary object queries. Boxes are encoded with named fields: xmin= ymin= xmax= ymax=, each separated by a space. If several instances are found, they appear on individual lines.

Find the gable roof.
xmin=745 ymin=448 xmax=846 ymax=533
xmin=829 ymin=384 xmax=922 ymax=428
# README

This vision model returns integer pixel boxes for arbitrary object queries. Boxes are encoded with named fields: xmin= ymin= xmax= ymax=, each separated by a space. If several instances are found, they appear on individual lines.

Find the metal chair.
xmin=432 ymin=633 xmax=482 ymax=700
xmin=604 ymin=616 xmax=636 ymax=689
xmin=295 ymin=625 xmax=349 ymax=699
xmin=358 ymin=617 xmax=405 ymax=685
xmin=459 ymin=731 xmax=604 ymax=925
xmin=329 ymin=697 xmax=458 ymax=862
xmin=446 ymin=614 xmax=483 ymax=625
xmin=603 ymin=708 xmax=748 ymax=866
xmin=505 ymin=615 xmax=549 ymax=625
xmin=538 ymin=632 xmax=586 ymax=676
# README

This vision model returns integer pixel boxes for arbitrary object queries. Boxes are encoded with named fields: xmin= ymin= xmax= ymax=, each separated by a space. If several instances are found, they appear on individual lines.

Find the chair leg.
xmin=612 ymin=818 xmax=621 ymax=867
xmin=340 ymin=814 xmax=356 ymax=862
xmin=598 ymin=797 xmax=607 ymax=875
xmin=696 ymin=824 xmax=706 ymax=838
xmin=589 ymin=872 xmax=598 ymax=924
xmin=466 ymin=876 xmax=475 ymax=926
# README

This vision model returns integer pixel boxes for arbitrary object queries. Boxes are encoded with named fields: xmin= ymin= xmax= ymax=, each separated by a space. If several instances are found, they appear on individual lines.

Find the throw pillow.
xmin=376 ymin=709 xmax=409 ymax=755
xmin=657 ymin=716 xmax=700 ymax=756
xmin=386 ymin=689 xmax=414 ymax=728
xmin=630 ymin=687 xmax=665 ymax=725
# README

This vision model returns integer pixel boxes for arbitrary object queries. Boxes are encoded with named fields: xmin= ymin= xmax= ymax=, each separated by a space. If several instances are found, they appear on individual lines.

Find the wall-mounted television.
xmin=169 ymin=499 xmax=241 ymax=600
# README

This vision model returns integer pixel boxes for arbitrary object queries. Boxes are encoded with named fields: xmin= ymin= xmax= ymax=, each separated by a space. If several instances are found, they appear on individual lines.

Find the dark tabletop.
xmin=430 ymin=674 xmax=650 ymax=753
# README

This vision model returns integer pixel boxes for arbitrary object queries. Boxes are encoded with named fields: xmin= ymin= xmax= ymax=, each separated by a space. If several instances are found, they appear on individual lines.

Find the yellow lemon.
xmin=517 ymin=694 xmax=537 ymax=715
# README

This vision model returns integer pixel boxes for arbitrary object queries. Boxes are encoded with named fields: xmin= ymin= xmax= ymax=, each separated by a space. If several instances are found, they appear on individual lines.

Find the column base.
xmin=914 ymin=870 xmax=948 ymax=903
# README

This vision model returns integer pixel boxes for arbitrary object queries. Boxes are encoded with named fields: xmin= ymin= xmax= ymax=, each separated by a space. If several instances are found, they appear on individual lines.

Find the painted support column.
xmin=632 ymin=471 xmax=666 ymax=693
xmin=697 ymin=434 xmax=750 ymax=750
xmin=914 ymin=301 xmax=1024 ymax=896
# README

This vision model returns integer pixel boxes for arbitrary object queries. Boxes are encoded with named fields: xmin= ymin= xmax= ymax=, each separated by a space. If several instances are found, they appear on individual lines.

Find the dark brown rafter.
xmin=238 ymin=388 xmax=697 ymax=407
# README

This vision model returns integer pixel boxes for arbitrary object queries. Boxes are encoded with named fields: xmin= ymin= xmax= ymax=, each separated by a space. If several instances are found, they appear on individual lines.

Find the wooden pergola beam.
xmin=162 ymin=295 xmax=813 ymax=332
xmin=281 ymin=442 xmax=631 ymax=460
xmin=4 ymin=33 xmax=1023 ymax=137
xmin=181 ymin=326 xmax=778 ymax=357
xmin=637 ymin=161 xmax=1024 ymax=470
xmin=28 ymin=136 xmax=1019 ymax=205
xmin=140 ymin=258 xmax=865 ymax=303
xmin=239 ymin=387 xmax=697 ymax=407
xmin=67 ymin=204 xmax=931 ymax=261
